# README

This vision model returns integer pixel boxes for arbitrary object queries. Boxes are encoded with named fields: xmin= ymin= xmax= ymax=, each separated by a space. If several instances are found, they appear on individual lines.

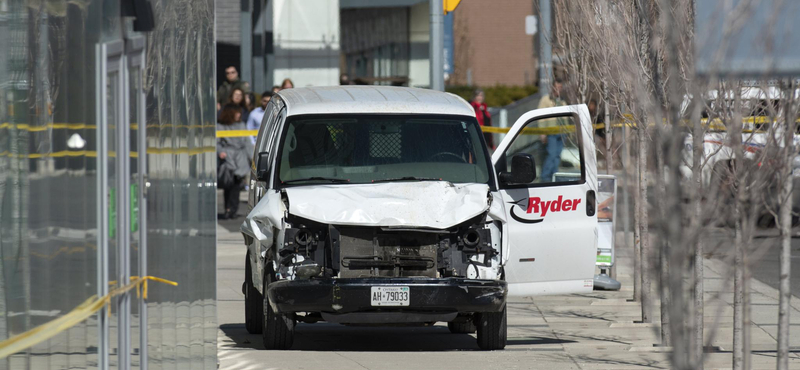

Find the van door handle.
xmin=586 ymin=190 xmax=596 ymax=216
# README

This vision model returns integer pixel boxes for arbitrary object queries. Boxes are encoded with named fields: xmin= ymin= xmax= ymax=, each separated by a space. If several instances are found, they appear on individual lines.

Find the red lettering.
xmin=552 ymin=195 xmax=563 ymax=212
xmin=541 ymin=200 xmax=551 ymax=216
xmin=527 ymin=197 xmax=540 ymax=214
xmin=523 ymin=196 xmax=582 ymax=218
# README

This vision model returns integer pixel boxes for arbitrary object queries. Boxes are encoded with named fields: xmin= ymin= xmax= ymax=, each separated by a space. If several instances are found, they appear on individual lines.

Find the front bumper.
xmin=266 ymin=277 xmax=507 ymax=315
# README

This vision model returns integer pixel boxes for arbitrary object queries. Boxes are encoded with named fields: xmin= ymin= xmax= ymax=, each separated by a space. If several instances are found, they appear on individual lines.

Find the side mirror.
xmin=256 ymin=152 xmax=270 ymax=181
xmin=499 ymin=153 xmax=537 ymax=185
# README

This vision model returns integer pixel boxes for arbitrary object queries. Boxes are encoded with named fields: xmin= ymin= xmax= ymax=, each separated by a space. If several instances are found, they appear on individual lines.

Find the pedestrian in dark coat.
xmin=217 ymin=66 xmax=249 ymax=104
xmin=217 ymin=104 xmax=254 ymax=219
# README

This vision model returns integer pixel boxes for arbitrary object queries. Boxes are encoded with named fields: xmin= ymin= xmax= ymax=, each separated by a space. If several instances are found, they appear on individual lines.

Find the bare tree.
xmin=777 ymin=81 xmax=798 ymax=370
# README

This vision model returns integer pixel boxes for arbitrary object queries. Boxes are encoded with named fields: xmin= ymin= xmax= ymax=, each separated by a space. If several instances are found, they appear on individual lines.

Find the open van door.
xmin=492 ymin=104 xmax=597 ymax=297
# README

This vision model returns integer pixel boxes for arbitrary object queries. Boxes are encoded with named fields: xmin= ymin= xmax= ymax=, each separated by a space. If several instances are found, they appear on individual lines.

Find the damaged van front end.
xmin=241 ymin=181 xmax=507 ymax=327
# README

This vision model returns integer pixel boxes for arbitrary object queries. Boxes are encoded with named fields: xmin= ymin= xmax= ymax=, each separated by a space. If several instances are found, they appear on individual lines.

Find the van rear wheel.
xmin=476 ymin=306 xmax=507 ymax=350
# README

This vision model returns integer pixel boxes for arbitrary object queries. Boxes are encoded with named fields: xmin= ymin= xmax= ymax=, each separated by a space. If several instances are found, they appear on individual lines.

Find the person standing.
xmin=225 ymin=88 xmax=250 ymax=123
xmin=280 ymin=78 xmax=294 ymax=89
xmin=537 ymin=79 xmax=567 ymax=182
xmin=217 ymin=104 xmax=254 ymax=219
xmin=470 ymin=89 xmax=494 ymax=149
xmin=217 ymin=66 xmax=249 ymax=105
xmin=244 ymin=92 xmax=257 ymax=112
xmin=246 ymin=92 xmax=273 ymax=144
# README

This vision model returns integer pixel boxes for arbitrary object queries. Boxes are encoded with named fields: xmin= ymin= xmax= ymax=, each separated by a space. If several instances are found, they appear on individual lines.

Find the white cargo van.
xmin=240 ymin=86 xmax=597 ymax=350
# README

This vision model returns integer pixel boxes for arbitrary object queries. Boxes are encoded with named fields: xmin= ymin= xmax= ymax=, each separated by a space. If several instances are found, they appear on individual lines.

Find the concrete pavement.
xmin=216 ymin=216 xmax=800 ymax=369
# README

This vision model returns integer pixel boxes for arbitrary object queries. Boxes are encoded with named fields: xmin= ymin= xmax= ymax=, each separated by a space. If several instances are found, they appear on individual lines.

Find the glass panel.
xmin=107 ymin=69 xmax=120 ymax=370
xmin=128 ymin=64 xmax=142 ymax=370
xmin=0 ymin=0 xmax=217 ymax=368
xmin=501 ymin=115 xmax=583 ymax=184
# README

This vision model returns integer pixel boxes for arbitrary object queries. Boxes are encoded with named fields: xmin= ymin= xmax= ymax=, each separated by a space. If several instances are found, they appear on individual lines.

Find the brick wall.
xmin=451 ymin=0 xmax=538 ymax=87
xmin=216 ymin=0 xmax=241 ymax=45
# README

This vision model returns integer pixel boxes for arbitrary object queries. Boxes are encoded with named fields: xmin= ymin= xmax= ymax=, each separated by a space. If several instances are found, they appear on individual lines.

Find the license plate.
xmin=370 ymin=286 xmax=410 ymax=306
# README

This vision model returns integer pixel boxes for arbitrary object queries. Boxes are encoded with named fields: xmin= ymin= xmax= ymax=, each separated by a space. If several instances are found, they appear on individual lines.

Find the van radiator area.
xmin=338 ymin=227 xmax=438 ymax=278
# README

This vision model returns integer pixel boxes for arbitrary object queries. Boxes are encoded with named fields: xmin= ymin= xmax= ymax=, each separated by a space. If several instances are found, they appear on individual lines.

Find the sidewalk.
xmin=523 ymin=232 xmax=800 ymax=369
xmin=216 ymin=218 xmax=800 ymax=369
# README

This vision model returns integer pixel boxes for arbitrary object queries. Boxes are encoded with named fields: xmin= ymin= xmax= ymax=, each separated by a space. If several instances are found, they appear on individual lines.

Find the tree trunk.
xmin=604 ymin=85 xmax=613 ymax=175
xmin=691 ymin=93 xmax=706 ymax=367
xmin=0 ymin=163 xmax=6 ymax=370
xmin=733 ymin=225 xmax=745 ymax=370
xmin=743 ymin=264 xmax=752 ymax=370
xmin=731 ymin=90 xmax=745 ymax=370
xmin=634 ymin=126 xmax=643 ymax=304
xmin=777 ymin=82 xmax=796 ymax=370
xmin=604 ymin=89 xmax=616 ymax=280
xmin=655 ymin=126 xmax=671 ymax=344
xmin=639 ymin=125 xmax=653 ymax=323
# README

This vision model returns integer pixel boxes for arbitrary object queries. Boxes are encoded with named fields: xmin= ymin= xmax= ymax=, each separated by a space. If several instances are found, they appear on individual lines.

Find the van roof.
xmin=277 ymin=86 xmax=475 ymax=117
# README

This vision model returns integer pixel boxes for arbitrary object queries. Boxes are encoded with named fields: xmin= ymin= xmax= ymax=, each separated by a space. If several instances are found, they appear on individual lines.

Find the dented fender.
xmin=241 ymin=190 xmax=286 ymax=294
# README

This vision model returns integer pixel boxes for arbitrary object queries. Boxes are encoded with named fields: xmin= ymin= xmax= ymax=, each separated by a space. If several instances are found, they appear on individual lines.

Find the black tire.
xmin=476 ymin=306 xmax=507 ymax=350
xmin=244 ymin=255 xmax=263 ymax=334
xmin=262 ymin=269 xmax=295 ymax=350
xmin=447 ymin=320 xmax=476 ymax=334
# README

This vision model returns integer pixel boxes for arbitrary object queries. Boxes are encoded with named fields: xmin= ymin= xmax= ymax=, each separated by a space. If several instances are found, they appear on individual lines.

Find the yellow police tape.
xmin=215 ymin=125 xmax=592 ymax=138
xmin=214 ymin=117 xmax=799 ymax=138
xmin=0 ymin=276 xmax=177 ymax=359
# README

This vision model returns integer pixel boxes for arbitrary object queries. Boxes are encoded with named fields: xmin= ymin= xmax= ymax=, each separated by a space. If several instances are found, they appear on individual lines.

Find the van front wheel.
xmin=476 ymin=306 xmax=507 ymax=350
xmin=262 ymin=271 xmax=295 ymax=350
xmin=244 ymin=256 xmax=263 ymax=334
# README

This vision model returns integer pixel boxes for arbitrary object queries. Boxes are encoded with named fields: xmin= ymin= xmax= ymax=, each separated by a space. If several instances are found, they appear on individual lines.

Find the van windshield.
xmin=276 ymin=115 xmax=492 ymax=186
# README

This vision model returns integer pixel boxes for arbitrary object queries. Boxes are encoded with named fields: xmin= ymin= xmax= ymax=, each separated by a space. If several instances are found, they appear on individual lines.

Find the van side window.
xmin=254 ymin=101 xmax=278 ymax=159
xmin=497 ymin=114 xmax=583 ymax=185
xmin=263 ymin=108 xmax=287 ymax=183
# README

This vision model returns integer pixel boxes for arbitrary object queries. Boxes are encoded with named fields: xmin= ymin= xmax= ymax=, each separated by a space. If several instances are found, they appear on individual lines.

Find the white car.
xmin=240 ymin=86 xmax=598 ymax=350
xmin=680 ymin=86 xmax=800 ymax=225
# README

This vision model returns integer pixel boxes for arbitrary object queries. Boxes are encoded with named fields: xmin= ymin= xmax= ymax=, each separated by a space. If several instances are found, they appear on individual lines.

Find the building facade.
xmin=217 ymin=0 xmax=433 ymax=91
xmin=0 ymin=0 xmax=218 ymax=368
xmin=450 ymin=0 xmax=539 ymax=87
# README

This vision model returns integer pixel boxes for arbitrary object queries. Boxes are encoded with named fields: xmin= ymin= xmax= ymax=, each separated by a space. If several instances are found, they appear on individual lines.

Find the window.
xmin=498 ymin=114 xmax=583 ymax=185
xmin=254 ymin=101 xmax=278 ymax=158
xmin=276 ymin=115 xmax=492 ymax=186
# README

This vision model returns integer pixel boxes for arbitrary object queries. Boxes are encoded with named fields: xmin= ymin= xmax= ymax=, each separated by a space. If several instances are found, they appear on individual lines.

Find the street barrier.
xmin=0 ymin=276 xmax=178 ymax=359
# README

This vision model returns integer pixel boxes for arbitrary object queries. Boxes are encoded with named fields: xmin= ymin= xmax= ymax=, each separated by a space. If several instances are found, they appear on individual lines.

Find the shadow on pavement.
xmin=571 ymin=354 xmax=665 ymax=369
xmin=217 ymin=217 xmax=244 ymax=233
xmin=219 ymin=322 xmax=575 ymax=352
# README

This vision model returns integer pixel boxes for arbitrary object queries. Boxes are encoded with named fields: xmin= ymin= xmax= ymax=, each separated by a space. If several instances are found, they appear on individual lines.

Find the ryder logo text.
xmin=509 ymin=195 xmax=582 ymax=224
xmin=526 ymin=196 xmax=581 ymax=217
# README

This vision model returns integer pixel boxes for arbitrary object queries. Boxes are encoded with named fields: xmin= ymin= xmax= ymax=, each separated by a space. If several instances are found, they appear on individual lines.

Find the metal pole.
xmin=96 ymin=43 xmax=110 ymax=370
xmin=429 ymin=0 xmax=444 ymax=91
xmin=240 ymin=0 xmax=253 ymax=87
xmin=538 ymin=0 xmax=551 ymax=97
xmin=137 ymin=50 xmax=149 ymax=370
xmin=118 ymin=53 xmax=131 ymax=370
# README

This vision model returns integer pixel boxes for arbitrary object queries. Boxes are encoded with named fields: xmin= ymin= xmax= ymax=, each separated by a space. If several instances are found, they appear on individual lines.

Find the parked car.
xmin=240 ymin=86 xmax=598 ymax=350
xmin=680 ymin=86 xmax=800 ymax=227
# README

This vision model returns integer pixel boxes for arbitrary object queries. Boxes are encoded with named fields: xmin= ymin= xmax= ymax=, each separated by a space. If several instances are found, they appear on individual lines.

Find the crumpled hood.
xmin=285 ymin=182 xmax=491 ymax=229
